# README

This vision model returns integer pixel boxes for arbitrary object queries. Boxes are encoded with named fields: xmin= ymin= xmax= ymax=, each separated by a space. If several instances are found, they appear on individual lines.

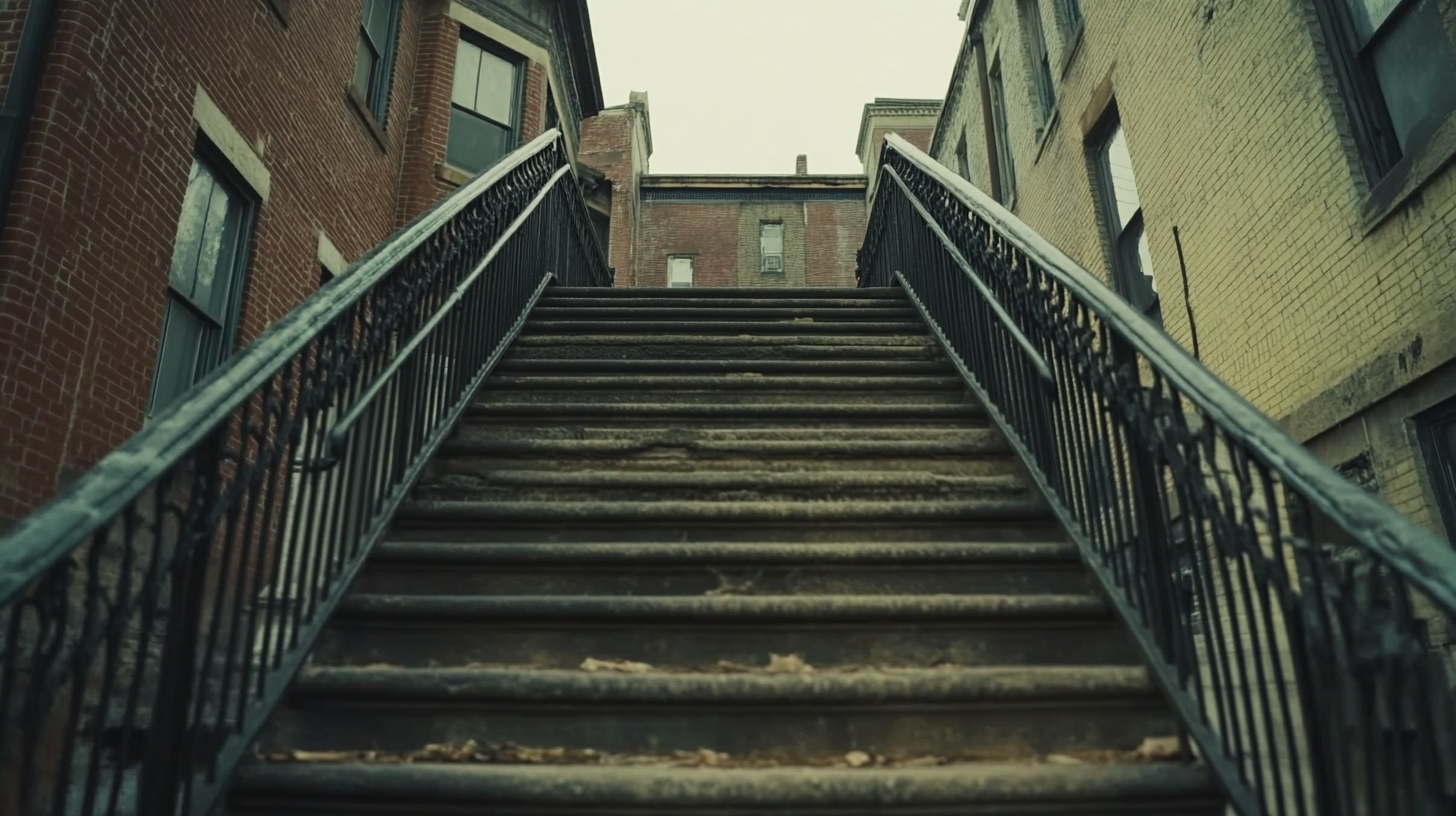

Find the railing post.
xmin=136 ymin=436 xmax=224 ymax=816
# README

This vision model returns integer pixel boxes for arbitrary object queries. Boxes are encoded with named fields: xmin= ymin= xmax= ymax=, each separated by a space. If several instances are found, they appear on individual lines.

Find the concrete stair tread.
xmin=464 ymin=403 xmax=984 ymax=419
xmin=522 ymin=320 xmax=929 ymax=334
xmin=546 ymin=286 xmax=907 ymax=298
xmin=231 ymin=761 xmax=1222 ymax=814
xmin=367 ymin=541 xmax=1079 ymax=564
xmin=334 ymin=592 xmax=1109 ymax=621
xmin=538 ymin=296 xmax=915 ymax=308
xmin=287 ymin=664 xmax=1155 ymax=703
xmin=420 ymin=470 xmax=1027 ymax=490
xmin=529 ymin=307 xmax=921 ymax=320
xmin=481 ymin=374 xmax=966 ymax=389
xmin=495 ymin=359 xmax=955 ymax=374
xmin=393 ymin=499 xmax=1052 ymax=523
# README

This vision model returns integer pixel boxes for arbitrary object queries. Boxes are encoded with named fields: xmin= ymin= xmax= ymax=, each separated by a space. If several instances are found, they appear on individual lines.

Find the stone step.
xmin=262 ymin=666 xmax=1171 ymax=761
xmin=312 ymin=593 xmax=1136 ymax=668
xmin=230 ymin=761 xmax=1224 ymax=816
xmin=411 ymin=469 xmax=1031 ymax=503
xmin=493 ymin=357 xmax=956 ymax=375
xmin=530 ymin=306 xmax=921 ymax=322
xmin=545 ymin=286 xmax=908 ymax=300
xmin=472 ymin=376 xmax=969 ymax=406
xmin=354 ymin=540 xmax=1091 ymax=596
xmin=441 ymin=424 xmax=996 ymax=443
xmin=537 ymin=296 xmax=910 ymax=309
xmin=522 ymin=320 xmax=928 ymax=335
xmin=422 ymin=453 xmax=1019 ymax=480
xmin=509 ymin=334 xmax=941 ymax=362
xmin=382 ymin=520 xmax=1068 ymax=545
xmin=391 ymin=499 xmax=1053 ymax=525
xmin=463 ymin=402 xmax=985 ymax=421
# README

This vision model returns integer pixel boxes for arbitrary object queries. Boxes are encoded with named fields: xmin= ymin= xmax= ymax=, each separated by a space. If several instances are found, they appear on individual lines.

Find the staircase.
xmin=229 ymin=287 xmax=1224 ymax=814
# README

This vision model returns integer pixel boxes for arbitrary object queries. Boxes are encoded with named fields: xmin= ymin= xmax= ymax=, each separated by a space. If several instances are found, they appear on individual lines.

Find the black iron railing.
xmin=0 ymin=129 xmax=609 ymax=816
xmin=860 ymin=134 xmax=1456 ymax=816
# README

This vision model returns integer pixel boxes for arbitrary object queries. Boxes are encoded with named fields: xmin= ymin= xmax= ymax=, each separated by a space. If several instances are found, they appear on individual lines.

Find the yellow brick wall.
xmin=929 ymin=0 xmax=1456 ymax=535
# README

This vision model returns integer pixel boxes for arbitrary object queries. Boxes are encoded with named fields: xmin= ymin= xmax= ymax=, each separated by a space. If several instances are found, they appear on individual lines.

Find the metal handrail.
xmin=861 ymin=132 xmax=1456 ymax=816
xmin=880 ymin=164 xmax=1055 ymax=390
xmin=0 ymin=128 xmax=609 ymax=816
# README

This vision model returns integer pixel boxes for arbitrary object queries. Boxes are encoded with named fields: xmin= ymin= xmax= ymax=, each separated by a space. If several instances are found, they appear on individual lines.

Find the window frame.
xmin=667 ymin=255 xmax=695 ymax=288
xmin=1417 ymin=396 xmax=1456 ymax=542
xmin=1020 ymin=0 xmax=1057 ymax=131
xmin=447 ymin=30 xmax=526 ymax=175
xmin=1088 ymin=108 xmax=1161 ymax=325
xmin=147 ymin=140 xmax=259 ymax=416
xmin=1309 ymin=0 xmax=1456 ymax=183
xmin=353 ymin=0 xmax=401 ymax=125
xmin=986 ymin=56 xmax=1017 ymax=207
xmin=759 ymin=222 xmax=785 ymax=277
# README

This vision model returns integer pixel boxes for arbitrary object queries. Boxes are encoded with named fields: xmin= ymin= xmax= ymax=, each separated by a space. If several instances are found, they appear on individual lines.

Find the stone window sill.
xmin=434 ymin=162 xmax=475 ymax=187
xmin=345 ymin=84 xmax=388 ymax=152
xmin=1360 ymin=106 xmax=1456 ymax=233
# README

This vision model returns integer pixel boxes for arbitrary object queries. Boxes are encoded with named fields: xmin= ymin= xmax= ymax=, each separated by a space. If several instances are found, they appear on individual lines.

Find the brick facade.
xmin=0 ymin=0 xmax=600 ymax=525
xmin=928 ymin=0 xmax=1456 ymax=536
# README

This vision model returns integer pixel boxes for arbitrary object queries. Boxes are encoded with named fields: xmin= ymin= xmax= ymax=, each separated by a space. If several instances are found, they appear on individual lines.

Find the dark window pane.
xmin=362 ymin=0 xmax=393 ymax=48
xmin=989 ymin=70 xmax=1015 ymax=201
xmin=1344 ymin=0 xmax=1401 ymax=41
xmin=150 ymin=296 xmax=208 ymax=413
xmin=353 ymin=35 xmax=377 ymax=101
xmin=447 ymin=107 xmax=513 ymax=173
xmin=1369 ymin=0 xmax=1456 ymax=150
xmin=1062 ymin=0 xmax=1082 ymax=29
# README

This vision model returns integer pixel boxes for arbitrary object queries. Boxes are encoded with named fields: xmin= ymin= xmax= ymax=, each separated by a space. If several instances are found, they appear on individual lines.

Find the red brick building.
xmin=0 ymin=0 xmax=603 ymax=526
xmin=578 ymin=92 xmax=870 ymax=289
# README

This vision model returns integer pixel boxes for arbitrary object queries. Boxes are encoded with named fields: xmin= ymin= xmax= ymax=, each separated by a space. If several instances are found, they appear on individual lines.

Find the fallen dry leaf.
xmin=844 ymin=750 xmax=871 ymax=768
xmin=765 ymin=653 xmax=811 ymax=673
xmin=1045 ymin=753 xmax=1083 ymax=765
xmin=581 ymin=657 xmax=654 ymax=673
xmin=1133 ymin=736 xmax=1181 ymax=761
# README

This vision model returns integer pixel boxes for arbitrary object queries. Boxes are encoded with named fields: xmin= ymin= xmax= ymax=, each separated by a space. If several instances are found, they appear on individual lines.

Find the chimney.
xmin=795 ymin=154 xmax=808 ymax=175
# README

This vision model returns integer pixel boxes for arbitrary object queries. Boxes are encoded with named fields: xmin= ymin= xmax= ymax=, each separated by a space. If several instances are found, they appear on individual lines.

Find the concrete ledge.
xmin=333 ymin=592 xmax=1108 ymax=623
xmin=232 ymin=761 xmax=1221 ymax=811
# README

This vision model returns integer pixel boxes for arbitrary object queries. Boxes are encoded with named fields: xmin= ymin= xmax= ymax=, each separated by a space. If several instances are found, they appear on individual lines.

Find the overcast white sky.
xmin=588 ymin=0 xmax=966 ymax=175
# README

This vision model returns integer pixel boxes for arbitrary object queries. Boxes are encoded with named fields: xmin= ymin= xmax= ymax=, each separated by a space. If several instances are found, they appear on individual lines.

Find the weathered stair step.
xmin=354 ymin=541 xmax=1090 ymax=596
xmin=412 ymin=470 xmax=1031 ymax=503
xmin=230 ymin=761 xmax=1225 ymax=816
xmin=472 ymin=378 xmax=968 ymax=406
xmin=392 ymin=499 xmax=1052 ymax=524
xmin=313 ymin=593 xmax=1137 ymax=668
xmin=538 ymin=296 xmax=910 ymax=309
xmin=493 ymin=357 xmax=956 ymax=374
xmin=508 ymin=334 xmax=943 ymax=363
xmin=263 ymin=666 xmax=1171 ymax=761
xmin=441 ymin=424 xmax=997 ymax=444
xmin=529 ymin=306 xmax=920 ymax=321
xmin=547 ymin=286 xmax=907 ymax=300
xmin=423 ymin=453 xmax=1019 ymax=479
xmin=522 ymin=320 xmax=928 ymax=334
xmin=383 ymin=519 xmax=1068 ymax=545
xmin=464 ymin=402 xmax=985 ymax=421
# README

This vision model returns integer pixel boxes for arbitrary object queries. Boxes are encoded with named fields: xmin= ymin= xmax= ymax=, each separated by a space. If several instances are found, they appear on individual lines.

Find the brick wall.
xmin=635 ymin=197 xmax=865 ymax=289
xmin=932 ymin=0 xmax=1456 ymax=533
xmin=394 ymin=10 xmax=552 ymax=226
xmin=578 ymin=107 xmax=646 ymax=283
xmin=0 ymin=0 xmax=431 ymax=524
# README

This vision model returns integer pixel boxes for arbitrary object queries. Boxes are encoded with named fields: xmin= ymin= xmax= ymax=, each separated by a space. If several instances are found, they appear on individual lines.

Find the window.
xmin=956 ymin=133 xmax=972 ymax=181
xmin=545 ymin=84 xmax=559 ymax=134
xmin=1021 ymin=1 xmax=1056 ymax=129
xmin=148 ymin=150 xmax=257 ymax=415
xmin=449 ymin=34 xmax=522 ymax=174
xmin=351 ymin=0 xmax=400 ymax=123
xmin=1059 ymin=0 xmax=1083 ymax=32
xmin=760 ymin=223 xmax=784 ymax=276
xmin=987 ymin=62 xmax=1017 ymax=205
xmin=1318 ymin=0 xmax=1456 ymax=177
xmin=1418 ymin=397 xmax=1456 ymax=540
xmin=668 ymin=256 xmax=694 ymax=288
xmin=1092 ymin=117 xmax=1159 ymax=323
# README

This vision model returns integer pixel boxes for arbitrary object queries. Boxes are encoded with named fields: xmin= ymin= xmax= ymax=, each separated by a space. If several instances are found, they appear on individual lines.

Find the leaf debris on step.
xmin=580 ymin=657 xmax=654 ymax=673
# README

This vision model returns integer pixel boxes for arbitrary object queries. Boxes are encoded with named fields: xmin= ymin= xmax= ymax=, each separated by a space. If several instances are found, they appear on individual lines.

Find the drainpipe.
xmin=0 ymin=0 xmax=62 ymax=226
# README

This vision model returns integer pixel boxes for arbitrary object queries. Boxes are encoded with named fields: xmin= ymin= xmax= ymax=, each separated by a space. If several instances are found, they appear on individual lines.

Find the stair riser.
xmin=493 ymin=359 xmax=956 ymax=375
xmin=440 ymin=424 xmax=995 ymax=442
xmin=507 ymin=341 xmax=943 ymax=362
xmin=472 ymin=390 xmax=969 ymax=406
xmin=262 ymin=698 xmax=1173 ymax=761
xmin=529 ymin=307 xmax=922 ymax=321
xmin=408 ymin=481 xmax=1034 ymax=505
xmin=523 ymin=321 xmax=929 ymax=335
xmin=312 ymin=620 xmax=1140 ymax=669
xmin=382 ymin=522 xmax=1068 ymax=544
xmin=351 ymin=563 xmax=1094 ymax=596
xmin=229 ymin=797 xmax=1225 ymax=816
